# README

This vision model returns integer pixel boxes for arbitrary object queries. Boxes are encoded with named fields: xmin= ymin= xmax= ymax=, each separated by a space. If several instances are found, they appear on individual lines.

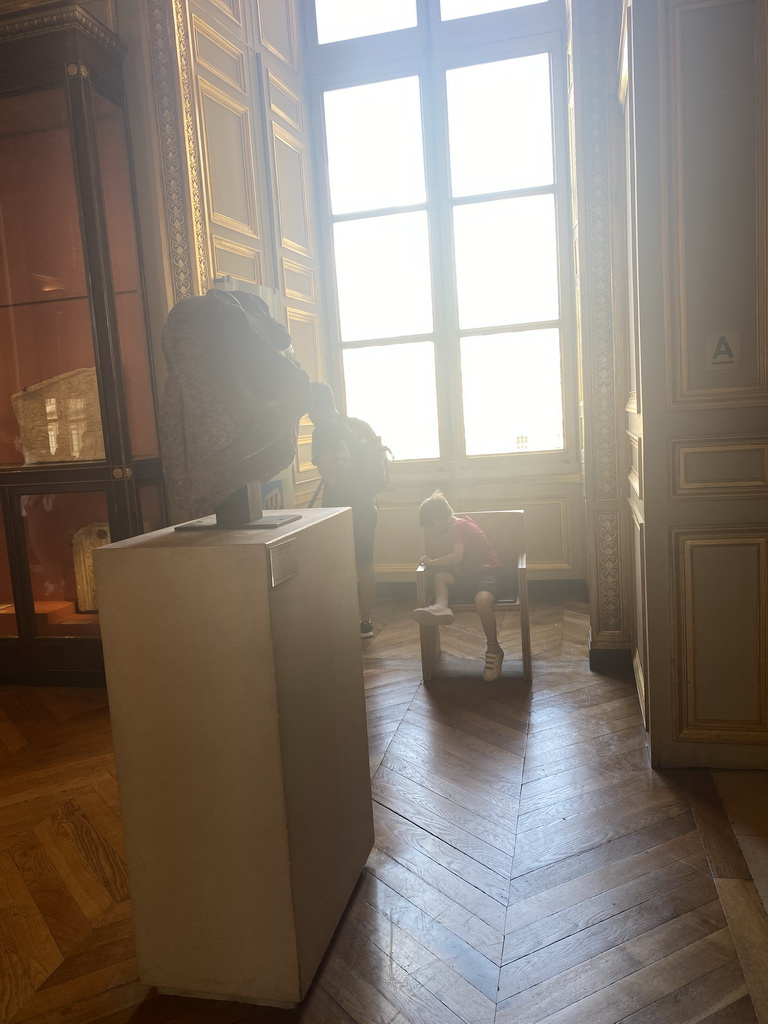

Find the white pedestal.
xmin=94 ymin=509 xmax=373 ymax=1008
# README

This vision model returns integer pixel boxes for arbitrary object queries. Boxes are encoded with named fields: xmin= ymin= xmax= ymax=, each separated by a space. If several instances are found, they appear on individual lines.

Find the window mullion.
xmin=423 ymin=51 xmax=463 ymax=470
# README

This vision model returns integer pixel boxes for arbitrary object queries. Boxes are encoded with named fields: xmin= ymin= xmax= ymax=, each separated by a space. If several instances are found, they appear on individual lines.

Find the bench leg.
xmin=420 ymin=624 xmax=441 ymax=681
xmin=520 ymin=604 xmax=532 ymax=682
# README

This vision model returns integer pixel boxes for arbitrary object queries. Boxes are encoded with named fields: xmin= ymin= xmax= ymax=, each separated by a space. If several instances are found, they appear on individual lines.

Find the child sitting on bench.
xmin=412 ymin=492 xmax=512 ymax=682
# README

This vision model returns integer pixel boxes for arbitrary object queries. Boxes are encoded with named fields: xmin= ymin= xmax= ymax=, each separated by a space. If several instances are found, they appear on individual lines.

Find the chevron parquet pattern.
xmin=0 ymin=583 xmax=765 ymax=1023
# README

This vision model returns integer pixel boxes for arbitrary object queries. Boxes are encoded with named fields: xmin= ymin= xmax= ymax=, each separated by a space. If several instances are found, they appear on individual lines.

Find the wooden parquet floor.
xmin=1 ymin=583 xmax=766 ymax=1024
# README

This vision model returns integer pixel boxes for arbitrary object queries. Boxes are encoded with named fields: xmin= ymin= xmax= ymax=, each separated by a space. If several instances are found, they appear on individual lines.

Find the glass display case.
xmin=0 ymin=3 xmax=166 ymax=683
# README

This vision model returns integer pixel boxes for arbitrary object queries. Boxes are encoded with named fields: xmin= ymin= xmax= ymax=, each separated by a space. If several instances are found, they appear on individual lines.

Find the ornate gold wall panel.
xmin=283 ymin=260 xmax=315 ymax=303
xmin=212 ymin=237 xmax=262 ymax=285
xmin=286 ymin=309 xmax=321 ymax=383
xmin=268 ymin=71 xmax=302 ymax=131
xmin=198 ymin=80 xmax=259 ymax=236
xmin=257 ymin=0 xmax=295 ymax=67
xmin=665 ymin=0 xmax=768 ymax=409
xmin=673 ymin=527 xmax=768 ymax=743
xmin=671 ymin=436 xmax=768 ymax=498
xmin=272 ymin=125 xmax=312 ymax=257
xmin=191 ymin=16 xmax=246 ymax=91
xmin=206 ymin=0 xmax=241 ymax=27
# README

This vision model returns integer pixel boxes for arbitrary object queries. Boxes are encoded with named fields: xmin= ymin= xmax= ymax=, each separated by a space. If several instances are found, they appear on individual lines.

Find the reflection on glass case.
xmin=12 ymin=368 xmax=106 ymax=464
xmin=0 ymin=6 xmax=167 ymax=682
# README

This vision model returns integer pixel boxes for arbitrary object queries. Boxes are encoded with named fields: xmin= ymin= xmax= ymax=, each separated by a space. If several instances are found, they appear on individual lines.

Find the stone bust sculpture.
xmin=159 ymin=289 xmax=310 ymax=525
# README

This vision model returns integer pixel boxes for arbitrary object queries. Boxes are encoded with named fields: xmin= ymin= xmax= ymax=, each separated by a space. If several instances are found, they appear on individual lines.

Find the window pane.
xmin=447 ymin=54 xmax=553 ymax=196
xmin=441 ymin=0 xmax=546 ymax=19
xmin=334 ymin=212 xmax=433 ymax=341
xmin=343 ymin=343 xmax=440 ymax=460
xmin=315 ymin=0 xmax=417 ymax=43
xmin=324 ymin=78 xmax=425 ymax=214
xmin=460 ymin=329 xmax=563 ymax=455
xmin=454 ymin=195 xmax=559 ymax=329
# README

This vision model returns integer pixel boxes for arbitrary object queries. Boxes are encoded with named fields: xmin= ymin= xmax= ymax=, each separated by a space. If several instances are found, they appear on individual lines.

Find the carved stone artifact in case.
xmin=73 ymin=522 xmax=112 ymax=613
xmin=11 ymin=367 xmax=105 ymax=464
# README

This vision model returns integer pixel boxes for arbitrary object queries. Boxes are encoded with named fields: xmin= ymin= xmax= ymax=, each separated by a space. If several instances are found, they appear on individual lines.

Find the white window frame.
xmin=303 ymin=0 xmax=578 ymax=484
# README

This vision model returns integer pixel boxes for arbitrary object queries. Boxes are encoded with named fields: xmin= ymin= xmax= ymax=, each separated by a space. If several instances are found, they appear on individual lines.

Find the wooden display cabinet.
xmin=0 ymin=3 xmax=166 ymax=684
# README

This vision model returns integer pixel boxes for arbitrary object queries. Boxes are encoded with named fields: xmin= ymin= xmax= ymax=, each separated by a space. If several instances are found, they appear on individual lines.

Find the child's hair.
xmin=419 ymin=490 xmax=454 ymax=527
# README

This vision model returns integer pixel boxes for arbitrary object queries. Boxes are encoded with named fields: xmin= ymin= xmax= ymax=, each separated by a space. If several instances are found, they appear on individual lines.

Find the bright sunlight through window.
xmin=320 ymin=28 xmax=567 ymax=463
xmin=314 ymin=0 xmax=417 ymax=44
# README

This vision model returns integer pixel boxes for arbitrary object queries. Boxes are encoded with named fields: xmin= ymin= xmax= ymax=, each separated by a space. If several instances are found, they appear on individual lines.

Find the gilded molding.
xmin=0 ymin=5 xmax=124 ymax=53
xmin=575 ymin=0 xmax=619 ymax=502
xmin=147 ymin=0 xmax=194 ymax=303
xmin=172 ymin=0 xmax=208 ymax=294
xmin=596 ymin=511 xmax=623 ymax=633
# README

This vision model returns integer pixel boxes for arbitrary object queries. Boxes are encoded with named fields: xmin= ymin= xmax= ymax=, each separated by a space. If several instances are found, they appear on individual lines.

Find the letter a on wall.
xmin=706 ymin=332 xmax=740 ymax=368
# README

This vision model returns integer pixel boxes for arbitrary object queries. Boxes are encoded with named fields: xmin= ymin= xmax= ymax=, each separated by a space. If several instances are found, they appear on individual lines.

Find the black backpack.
xmin=341 ymin=417 xmax=392 ymax=495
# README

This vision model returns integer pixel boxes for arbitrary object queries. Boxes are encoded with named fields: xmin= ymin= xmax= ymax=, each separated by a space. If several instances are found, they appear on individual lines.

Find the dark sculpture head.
xmin=159 ymin=288 xmax=311 ymax=524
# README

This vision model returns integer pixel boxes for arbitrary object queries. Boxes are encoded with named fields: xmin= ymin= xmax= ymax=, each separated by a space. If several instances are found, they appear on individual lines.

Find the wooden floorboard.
xmin=1 ymin=582 xmax=765 ymax=1024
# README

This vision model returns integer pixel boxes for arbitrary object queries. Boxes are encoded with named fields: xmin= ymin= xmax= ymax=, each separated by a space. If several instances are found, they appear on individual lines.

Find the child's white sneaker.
xmin=482 ymin=645 xmax=504 ymax=681
xmin=413 ymin=604 xmax=455 ymax=626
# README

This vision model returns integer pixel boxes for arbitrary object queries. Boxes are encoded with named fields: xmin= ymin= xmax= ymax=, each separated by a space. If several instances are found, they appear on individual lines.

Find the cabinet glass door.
xmin=0 ymin=88 xmax=106 ymax=468
xmin=19 ymin=489 xmax=111 ymax=637
xmin=93 ymin=91 xmax=159 ymax=459
xmin=0 ymin=504 xmax=15 ymax=637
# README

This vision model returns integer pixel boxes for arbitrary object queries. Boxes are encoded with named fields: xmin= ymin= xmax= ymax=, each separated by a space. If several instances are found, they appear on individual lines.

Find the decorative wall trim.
xmin=595 ymin=510 xmax=624 ymax=634
xmin=575 ymin=0 xmax=619 ymax=502
xmin=673 ymin=526 xmax=768 ymax=743
xmin=0 ymin=5 xmax=123 ymax=52
xmin=571 ymin=0 xmax=631 ymax=648
xmin=147 ymin=0 xmax=194 ymax=302
xmin=671 ymin=436 xmax=768 ymax=498
xmin=173 ymin=0 xmax=209 ymax=293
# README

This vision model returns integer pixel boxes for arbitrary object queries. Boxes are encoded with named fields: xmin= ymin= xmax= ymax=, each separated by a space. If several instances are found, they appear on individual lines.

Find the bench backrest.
xmin=424 ymin=510 xmax=525 ymax=569
xmin=461 ymin=510 xmax=525 ymax=572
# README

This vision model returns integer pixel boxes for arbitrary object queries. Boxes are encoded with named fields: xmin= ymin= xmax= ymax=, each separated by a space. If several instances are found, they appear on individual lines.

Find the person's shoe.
xmin=482 ymin=646 xmax=504 ymax=682
xmin=360 ymin=620 xmax=374 ymax=638
xmin=412 ymin=604 xmax=455 ymax=626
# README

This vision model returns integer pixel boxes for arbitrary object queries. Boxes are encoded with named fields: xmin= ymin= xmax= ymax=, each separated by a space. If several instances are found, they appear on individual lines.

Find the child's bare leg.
xmin=432 ymin=572 xmax=454 ymax=608
xmin=475 ymin=590 xmax=499 ymax=646
xmin=476 ymin=590 xmax=504 ymax=679
xmin=413 ymin=572 xmax=455 ymax=625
